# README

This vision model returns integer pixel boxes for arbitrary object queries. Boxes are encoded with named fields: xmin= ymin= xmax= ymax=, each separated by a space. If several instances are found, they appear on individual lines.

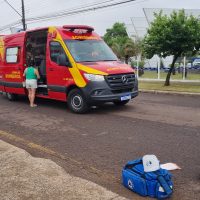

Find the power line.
xmin=1 ymin=0 xmax=26 ymax=31
xmin=0 ymin=0 xmax=119 ymax=31
xmin=24 ymin=0 xmax=113 ymax=14
xmin=26 ymin=0 xmax=118 ymax=20
xmin=24 ymin=0 xmax=55 ymax=13
xmin=0 ymin=0 xmax=139 ymax=32
xmin=4 ymin=0 xmax=22 ymax=17
xmin=0 ymin=20 xmax=21 ymax=32
xmin=26 ymin=0 xmax=138 ymax=23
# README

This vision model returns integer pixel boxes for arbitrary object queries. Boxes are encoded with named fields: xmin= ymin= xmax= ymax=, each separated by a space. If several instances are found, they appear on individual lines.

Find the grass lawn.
xmin=139 ymin=80 xmax=200 ymax=93
xmin=139 ymin=70 xmax=200 ymax=80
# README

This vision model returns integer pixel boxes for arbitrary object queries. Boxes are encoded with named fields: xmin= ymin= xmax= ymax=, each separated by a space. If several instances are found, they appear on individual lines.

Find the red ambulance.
xmin=0 ymin=25 xmax=138 ymax=113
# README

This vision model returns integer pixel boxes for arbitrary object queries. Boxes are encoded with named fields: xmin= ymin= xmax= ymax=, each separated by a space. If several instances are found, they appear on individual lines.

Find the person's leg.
xmin=30 ymin=88 xmax=37 ymax=107
xmin=28 ymin=80 xmax=37 ymax=107
xmin=30 ymin=88 xmax=33 ymax=106
xmin=32 ymin=88 xmax=36 ymax=106
xmin=27 ymin=88 xmax=32 ymax=106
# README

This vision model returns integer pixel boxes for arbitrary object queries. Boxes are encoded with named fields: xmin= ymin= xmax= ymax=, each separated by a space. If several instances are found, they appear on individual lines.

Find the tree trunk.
xmin=125 ymin=55 xmax=129 ymax=64
xmin=172 ymin=67 xmax=176 ymax=75
xmin=165 ymin=54 xmax=180 ymax=86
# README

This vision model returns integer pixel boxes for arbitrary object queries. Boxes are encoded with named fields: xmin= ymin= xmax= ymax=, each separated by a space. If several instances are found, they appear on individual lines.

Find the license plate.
xmin=120 ymin=94 xmax=131 ymax=101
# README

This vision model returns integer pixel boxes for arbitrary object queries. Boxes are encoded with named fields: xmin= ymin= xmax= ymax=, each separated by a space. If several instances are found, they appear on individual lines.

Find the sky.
xmin=0 ymin=0 xmax=200 ymax=36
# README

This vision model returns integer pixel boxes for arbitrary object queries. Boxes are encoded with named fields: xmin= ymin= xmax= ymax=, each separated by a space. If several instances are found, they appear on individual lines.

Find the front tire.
xmin=67 ymin=89 xmax=89 ymax=113
xmin=6 ymin=93 xmax=18 ymax=101
xmin=113 ymin=100 xmax=130 ymax=106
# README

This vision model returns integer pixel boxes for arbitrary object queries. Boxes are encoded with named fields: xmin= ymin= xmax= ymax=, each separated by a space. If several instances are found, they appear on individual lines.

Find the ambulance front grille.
xmin=105 ymin=73 xmax=135 ymax=89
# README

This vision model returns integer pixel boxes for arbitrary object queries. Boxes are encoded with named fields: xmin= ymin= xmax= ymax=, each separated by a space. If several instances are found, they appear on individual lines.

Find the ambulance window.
xmin=50 ymin=41 xmax=65 ymax=64
xmin=6 ymin=47 xmax=20 ymax=63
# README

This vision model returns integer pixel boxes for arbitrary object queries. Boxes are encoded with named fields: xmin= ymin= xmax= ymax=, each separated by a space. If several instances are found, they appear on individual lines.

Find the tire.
xmin=67 ymin=89 xmax=89 ymax=113
xmin=6 ymin=93 xmax=18 ymax=101
xmin=113 ymin=100 xmax=130 ymax=106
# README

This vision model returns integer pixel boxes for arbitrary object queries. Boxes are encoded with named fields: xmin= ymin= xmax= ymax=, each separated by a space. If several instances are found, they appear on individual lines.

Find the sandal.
xmin=30 ymin=104 xmax=37 ymax=107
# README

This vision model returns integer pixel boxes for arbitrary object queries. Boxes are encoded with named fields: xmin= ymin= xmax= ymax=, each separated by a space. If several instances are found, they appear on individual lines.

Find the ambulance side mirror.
xmin=58 ymin=54 xmax=72 ymax=67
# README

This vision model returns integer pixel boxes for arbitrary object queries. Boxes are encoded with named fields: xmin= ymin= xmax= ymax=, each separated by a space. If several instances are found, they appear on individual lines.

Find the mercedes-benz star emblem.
xmin=122 ymin=75 xmax=128 ymax=83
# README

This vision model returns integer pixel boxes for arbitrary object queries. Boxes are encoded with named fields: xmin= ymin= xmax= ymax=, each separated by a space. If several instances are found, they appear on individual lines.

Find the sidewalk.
xmin=0 ymin=140 xmax=128 ymax=200
xmin=138 ymin=78 xmax=200 ymax=83
xmin=139 ymin=89 xmax=200 ymax=96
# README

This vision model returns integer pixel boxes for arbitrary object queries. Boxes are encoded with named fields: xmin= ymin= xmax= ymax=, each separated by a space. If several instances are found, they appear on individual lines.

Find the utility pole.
xmin=21 ymin=0 xmax=26 ymax=31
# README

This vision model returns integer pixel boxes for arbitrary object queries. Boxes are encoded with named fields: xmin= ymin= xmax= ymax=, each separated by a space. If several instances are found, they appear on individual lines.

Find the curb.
xmin=138 ymin=78 xmax=200 ymax=83
xmin=139 ymin=89 xmax=200 ymax=96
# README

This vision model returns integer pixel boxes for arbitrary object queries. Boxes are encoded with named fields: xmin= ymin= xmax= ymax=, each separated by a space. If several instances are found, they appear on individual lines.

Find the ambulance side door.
xmin=46 ymin=41 xmax=72 ymax=101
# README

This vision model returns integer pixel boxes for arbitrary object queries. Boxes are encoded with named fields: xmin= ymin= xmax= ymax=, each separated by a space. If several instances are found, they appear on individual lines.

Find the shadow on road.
xmin=2 ymin=93 xmax=134 ymax=115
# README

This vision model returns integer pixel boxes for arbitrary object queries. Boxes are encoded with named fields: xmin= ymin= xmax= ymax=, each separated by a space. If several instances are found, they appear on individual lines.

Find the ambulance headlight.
xmin=84 ymin=73 xmax=104 ymax=82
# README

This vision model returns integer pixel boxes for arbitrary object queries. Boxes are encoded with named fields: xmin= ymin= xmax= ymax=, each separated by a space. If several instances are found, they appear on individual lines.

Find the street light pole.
xmin=21 ymin=0 xmax=26 ymax=31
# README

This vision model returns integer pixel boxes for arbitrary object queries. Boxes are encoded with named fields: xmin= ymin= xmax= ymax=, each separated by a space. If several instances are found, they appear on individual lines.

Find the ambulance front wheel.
xmin=68 ymin=89 xmax=89 ymax=114
xmin=6 ymin=93 xmax=18 ymax=101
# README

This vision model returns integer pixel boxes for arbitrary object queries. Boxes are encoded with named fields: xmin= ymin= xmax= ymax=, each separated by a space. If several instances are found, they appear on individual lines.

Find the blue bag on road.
xmin=122 ymin=158 xmax=173 ymax=199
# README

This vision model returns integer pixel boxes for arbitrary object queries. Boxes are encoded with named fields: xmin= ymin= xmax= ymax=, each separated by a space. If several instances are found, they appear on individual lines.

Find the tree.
xmin=131 ymin=60 xmax=145 ymax=76
xmin=104 ymin=22 xmax=138 ymax=63
xmin=123 ymin=38 xmax=137 ymax=63
xmin=142 ymin=10 xmax=200 ymax=86
xmin=111 ymin=42 xmax=123 ymax=59
xmin=104 ymin=22 xmax=128 ymax=47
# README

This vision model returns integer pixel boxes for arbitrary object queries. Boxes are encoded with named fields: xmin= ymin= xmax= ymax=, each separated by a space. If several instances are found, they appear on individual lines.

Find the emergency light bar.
xmin=63 ymin=25 xmax=94 ymax=33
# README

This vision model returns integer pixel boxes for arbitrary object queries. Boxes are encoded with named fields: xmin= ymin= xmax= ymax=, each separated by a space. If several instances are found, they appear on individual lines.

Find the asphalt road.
xmin=0 ymin=92 xmax=199 ymax=200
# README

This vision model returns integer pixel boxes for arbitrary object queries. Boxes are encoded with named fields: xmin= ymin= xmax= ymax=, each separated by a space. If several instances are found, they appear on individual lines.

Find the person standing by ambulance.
xmin=23 ymin=60 xmax=40 ymax=107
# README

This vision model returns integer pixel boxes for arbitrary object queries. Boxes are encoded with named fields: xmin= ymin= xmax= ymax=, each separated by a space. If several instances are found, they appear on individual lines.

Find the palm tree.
xmin=111 ymin=42 xmax=124 ymax=60
xmin=123 ymin=39 xmax=136 ymax=63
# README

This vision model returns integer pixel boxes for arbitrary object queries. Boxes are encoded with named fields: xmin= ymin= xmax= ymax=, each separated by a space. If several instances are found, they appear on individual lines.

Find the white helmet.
xmin=142 ymin=155 xmax=160 ymax=172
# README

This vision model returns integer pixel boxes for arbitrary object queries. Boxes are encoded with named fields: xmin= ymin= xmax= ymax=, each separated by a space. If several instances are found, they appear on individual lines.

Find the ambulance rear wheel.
xmin=113 ymin=100 xmax=130 ymax=106
xmin=68 ymin=89 xmax=89 ymax=114
xmin=6 ymin=93 xmax=18 ymax=101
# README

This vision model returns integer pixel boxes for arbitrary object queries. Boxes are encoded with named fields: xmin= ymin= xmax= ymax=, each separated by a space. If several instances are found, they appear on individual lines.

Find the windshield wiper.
xmin=79 ymin=60 xmax=96 ymax=62
xmin=78 ymin=59 xmax=118 ymax=62
xmin=99 ymin=59 xmax=118 ymax=61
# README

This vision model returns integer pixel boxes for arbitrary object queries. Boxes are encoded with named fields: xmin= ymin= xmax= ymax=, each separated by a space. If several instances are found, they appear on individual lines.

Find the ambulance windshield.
xmin=65 ymin=40 xmax=118 ymax=62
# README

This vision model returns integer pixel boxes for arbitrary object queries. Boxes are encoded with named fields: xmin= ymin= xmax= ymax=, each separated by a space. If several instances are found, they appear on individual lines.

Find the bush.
xmin=131 ymin=60 xmax=145 ymax=76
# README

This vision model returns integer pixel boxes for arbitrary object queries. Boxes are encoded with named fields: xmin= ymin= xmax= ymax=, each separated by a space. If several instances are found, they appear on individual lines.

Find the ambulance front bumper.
xmin=89 ymin=90 xmax=138 ymax=102
xmin=81 ymin=78 xmax=138 ymax=104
